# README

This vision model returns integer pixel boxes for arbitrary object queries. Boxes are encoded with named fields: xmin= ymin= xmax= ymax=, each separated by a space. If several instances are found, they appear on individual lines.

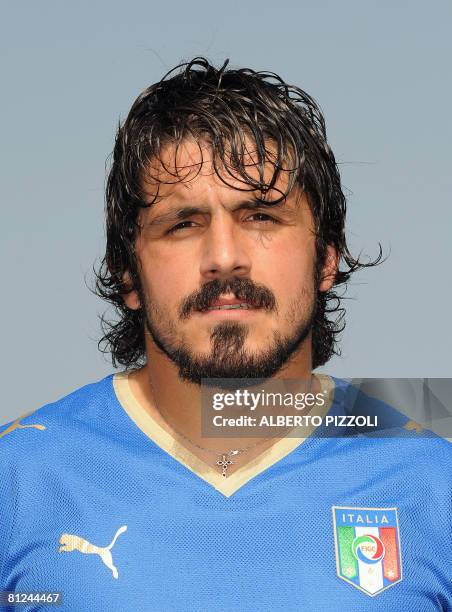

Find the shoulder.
xmin=330 ymin=376 xmax=452 ymax=500
xmin=329 ymin=375 xmax=452 ymax=465
xmin=327 ymin=377 xmax=452 ymax=539
xmin=0 ymin=373 xmax=116 ymax=460
xmin=0 ymin=373 xmax=115 ymax=575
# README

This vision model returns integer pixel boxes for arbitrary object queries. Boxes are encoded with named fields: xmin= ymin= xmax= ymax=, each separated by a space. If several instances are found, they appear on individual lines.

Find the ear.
xmin=318 ymin=245 xmax=339 ymax=292
xmin=121 ymin=271 xmax=141 ymax=310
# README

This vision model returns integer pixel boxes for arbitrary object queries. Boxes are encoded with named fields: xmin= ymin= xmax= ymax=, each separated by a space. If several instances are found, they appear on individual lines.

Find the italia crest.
xmin=332 ymin=506 xmax=402 ymax=596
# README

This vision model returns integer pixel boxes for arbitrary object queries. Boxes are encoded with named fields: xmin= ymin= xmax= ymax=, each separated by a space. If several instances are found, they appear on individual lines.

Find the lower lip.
xmin=196 ymin=307 xmax=260 ymax=319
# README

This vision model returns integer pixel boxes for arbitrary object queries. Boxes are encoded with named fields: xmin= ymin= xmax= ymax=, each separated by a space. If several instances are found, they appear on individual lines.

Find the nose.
xmin=199 ymin=214 xmax=252 ymax=280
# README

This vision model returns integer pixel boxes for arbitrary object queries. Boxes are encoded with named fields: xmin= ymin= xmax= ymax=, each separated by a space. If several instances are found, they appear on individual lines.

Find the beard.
xmin=137 ymin=277 xmax=316 ymax=386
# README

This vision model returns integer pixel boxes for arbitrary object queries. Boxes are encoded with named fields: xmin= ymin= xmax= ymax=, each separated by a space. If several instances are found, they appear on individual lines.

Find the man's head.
xmin=95 ymin=57 xmax=378 ymax=382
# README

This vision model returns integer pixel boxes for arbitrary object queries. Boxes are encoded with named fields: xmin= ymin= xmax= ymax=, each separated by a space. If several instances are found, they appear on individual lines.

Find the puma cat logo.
xmin=58 ymin=525 xmax=128 ymax=579
xmin=0 ymin=415 xmax=46 ymax=439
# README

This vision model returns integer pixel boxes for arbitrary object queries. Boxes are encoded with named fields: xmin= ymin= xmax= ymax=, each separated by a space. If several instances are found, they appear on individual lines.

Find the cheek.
xmin=259 ymin=240 xmax=315 ymax=300
xmin=139 ymin=249 xmax=196 ymax=311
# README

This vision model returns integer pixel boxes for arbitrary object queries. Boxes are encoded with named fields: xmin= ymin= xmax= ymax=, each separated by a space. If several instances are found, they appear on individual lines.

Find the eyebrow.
xmin=145 ymin=197 xmax=288 ymax=227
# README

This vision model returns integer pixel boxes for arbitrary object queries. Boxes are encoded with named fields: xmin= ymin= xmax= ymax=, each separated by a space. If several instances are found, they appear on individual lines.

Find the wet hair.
xmin=94 ymin=56 xmax=382 ymax=370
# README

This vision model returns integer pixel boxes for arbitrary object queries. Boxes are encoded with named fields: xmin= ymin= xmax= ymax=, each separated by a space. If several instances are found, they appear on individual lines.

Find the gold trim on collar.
xmin=113 ymin=371 xmax=335 ymax=497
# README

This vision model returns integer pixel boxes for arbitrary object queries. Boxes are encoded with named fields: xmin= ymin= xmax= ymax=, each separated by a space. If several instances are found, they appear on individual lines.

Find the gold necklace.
xmin=168 ymin=423 xmax=293 ymax=477
xmin=158 ymin=376 xmax=313 ymax=477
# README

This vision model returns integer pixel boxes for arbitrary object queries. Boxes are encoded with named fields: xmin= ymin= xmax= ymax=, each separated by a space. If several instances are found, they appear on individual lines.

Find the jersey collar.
xmin=113 ymin=370 xmax=335 ymax=497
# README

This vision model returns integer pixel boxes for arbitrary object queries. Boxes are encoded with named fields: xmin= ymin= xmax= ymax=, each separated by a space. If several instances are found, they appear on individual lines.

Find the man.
xmin=1 ymin=57 xmax=450 ymax=611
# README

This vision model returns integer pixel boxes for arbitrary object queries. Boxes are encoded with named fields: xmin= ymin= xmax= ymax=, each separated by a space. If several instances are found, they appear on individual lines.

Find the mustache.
xmin=179 ymin=278 xmax=277 ymax=319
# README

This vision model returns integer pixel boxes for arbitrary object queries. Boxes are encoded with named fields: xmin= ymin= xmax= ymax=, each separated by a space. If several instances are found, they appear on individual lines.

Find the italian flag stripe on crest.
xmin=333 ymin=507 xmax=402 ymax=596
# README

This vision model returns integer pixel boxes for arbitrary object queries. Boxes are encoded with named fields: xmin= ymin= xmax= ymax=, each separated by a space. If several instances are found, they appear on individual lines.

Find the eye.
xmin=166 ymin=221 xmax=197 ymax=234
xmin=245 ymin=213 xmax=279 ymax=224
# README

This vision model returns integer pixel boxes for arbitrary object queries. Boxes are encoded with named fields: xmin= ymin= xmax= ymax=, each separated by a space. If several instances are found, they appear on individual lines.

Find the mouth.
xmin=205 ymin=303 xmax=253 ymax=311
xmin=197 ymin=306 xmax=258 ymax=319
xmin=196 ymin=295 xmax=260 ymax=318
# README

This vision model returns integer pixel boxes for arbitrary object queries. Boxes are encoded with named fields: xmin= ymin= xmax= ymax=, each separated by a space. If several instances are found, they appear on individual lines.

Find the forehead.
xmin=140 ymin=137 xmax=297 ymax=205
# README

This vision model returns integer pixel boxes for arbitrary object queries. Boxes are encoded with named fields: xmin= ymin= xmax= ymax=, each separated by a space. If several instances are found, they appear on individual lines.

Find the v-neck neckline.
xmin=112 ymin=371 xmax=336 ymax=497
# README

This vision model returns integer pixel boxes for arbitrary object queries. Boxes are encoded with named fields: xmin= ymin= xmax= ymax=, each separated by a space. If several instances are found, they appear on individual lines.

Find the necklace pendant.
xmin=216 ymin=453 xmax=234 ymax=478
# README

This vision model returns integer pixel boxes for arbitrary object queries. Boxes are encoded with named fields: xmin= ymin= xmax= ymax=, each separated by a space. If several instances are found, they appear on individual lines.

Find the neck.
xmin=128 ymin=336 xmax=318 ymax=458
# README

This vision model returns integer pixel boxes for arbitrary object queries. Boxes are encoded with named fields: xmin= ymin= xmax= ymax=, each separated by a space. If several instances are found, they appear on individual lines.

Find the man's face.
xmin=124 ymin=139 xmax=336 ymax=384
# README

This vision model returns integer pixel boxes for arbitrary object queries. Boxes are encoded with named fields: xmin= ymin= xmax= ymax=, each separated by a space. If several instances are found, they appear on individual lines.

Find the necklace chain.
xmin=157 ymin=376 xmax=313 ymax=477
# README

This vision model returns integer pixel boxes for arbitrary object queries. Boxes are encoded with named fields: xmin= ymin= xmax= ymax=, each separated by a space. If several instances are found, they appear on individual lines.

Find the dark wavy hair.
xmin=94 ymin=57 xmax=381 ymax=370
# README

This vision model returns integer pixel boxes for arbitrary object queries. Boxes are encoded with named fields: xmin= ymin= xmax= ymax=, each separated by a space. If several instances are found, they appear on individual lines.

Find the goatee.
xmin=141 ymin=277 xmax=316 ymax=386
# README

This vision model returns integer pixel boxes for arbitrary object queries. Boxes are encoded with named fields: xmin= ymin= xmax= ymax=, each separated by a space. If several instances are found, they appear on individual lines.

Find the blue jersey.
xmin=0 ymin=372 xmax=451 ymax=611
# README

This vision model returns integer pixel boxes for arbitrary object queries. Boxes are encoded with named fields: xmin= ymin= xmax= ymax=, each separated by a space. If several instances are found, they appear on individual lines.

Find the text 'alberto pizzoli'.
xmin=212 ymin=415 xmax=378 ymax=428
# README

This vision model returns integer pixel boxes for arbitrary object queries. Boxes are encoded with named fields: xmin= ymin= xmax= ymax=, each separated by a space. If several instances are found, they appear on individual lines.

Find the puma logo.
xmin=58 ymin=525 xmax=128 ymax=579
xmin=0 ymin=414 xmax=46 ymax=439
